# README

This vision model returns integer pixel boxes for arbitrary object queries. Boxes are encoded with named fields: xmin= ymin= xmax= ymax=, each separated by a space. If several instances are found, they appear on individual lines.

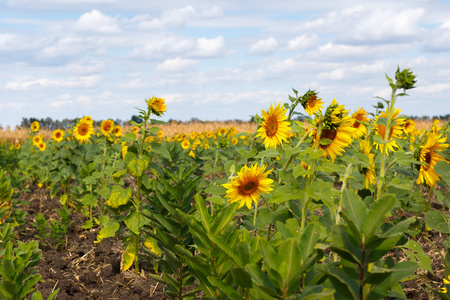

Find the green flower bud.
xmin=395 ymin=67 xmax=416 ymax=90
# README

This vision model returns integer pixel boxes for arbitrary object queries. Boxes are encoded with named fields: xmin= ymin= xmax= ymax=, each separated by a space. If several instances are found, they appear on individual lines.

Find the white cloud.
xmin=119 ymin=78 xmax=146 ymax=89
xmin=4 ymin=75 xmax=100 ymax=90
xmin=51 ymin=94 xmax=73 ymax=108
xmin=194 ymin=36 xmax=227 ymax=57
xmin=318 ymin=68 xmax=345 ymax=80
xmin=75 ymin=96 xmax=92 ymax=106
xmin=286 ymin=34 xmax=318 ymax=51
xmin=75 ymin=10 xmax=120 ymax=33
xmin=155 ymin=57 xmax=196 ymax=72
xmin=248 ymin=37 xmax=278 ymax=55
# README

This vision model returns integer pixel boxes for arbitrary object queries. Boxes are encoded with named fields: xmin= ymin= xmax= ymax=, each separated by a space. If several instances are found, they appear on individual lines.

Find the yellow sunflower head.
xmin=157 ymin=130 xmax=164 ymax=139
xmin=181 ymin=139 xmax=190 ymax=150
xmin=15 ymin=143 xmax=21 ymax=150
xmin=416 ymin=132 xmax=449 ymax=187
xmin=132 ymin=126 xmax=139 ymax=135
xmin=351 ymin=107 xmax=370 ymax=138
xmin=314 ymin=100 xmax=356 ymax=162
xmin=101 ymin=119 xmax=115 ymax=136
xmin=73 ymin=119 xmax=94 ymax=143
xmin=403 ymin=119 xmax=416 ymax=135
xmin=255 ymin=102 xmax=292 ymax=149
xmin=301 ymin=90 xmax=324 ymax=116
xmin=32 ymin=135 xmax=43 ymax=145
xmin=359 ymin=140 xmax=376 ymax=188
xmin=114 ymin=125 xmax=123 ymax=137
xmin=222 ymin=164 xmax=274 ymax=210
xmin=374 ymin=108 xmax=405 ymax=156
xmin=52 ymin=129 xmax=64 ymax=143
xmin=30 ymin=121 xmax=40 ymax=132
xmin=146 ymin=96 xmax=167 ymax=116
xmin=81 ymin=116 xmax=94 ymax=124
xmin=37 ymin=141 xmax=46 ymax=151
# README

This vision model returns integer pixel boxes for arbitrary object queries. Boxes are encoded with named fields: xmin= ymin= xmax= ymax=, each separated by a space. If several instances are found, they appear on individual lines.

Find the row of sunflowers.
xmin=1 ymin=68 xmax=450 ymax=299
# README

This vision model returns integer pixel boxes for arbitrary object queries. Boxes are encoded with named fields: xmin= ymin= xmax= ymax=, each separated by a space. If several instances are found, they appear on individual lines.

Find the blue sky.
xmin=1 ymin=0 xmax=450 ymax=127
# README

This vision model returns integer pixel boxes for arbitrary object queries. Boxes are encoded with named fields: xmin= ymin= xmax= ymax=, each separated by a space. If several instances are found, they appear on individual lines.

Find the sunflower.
xmin=351 ymin=107 xmax=370 ymax=138
xmin=403 ymin=119 xmax=416 ymax=135
xmin=81 ymin=116 xmax=94 ymax=124
xmin=73 ymin=119 xmax=94 ymax=143
xmin=256 ymin=103 xmax=292 ymax=149
xmin=231 ymin=137 xmax=238 ymax=145
xmin=301 ymin=90 xmax=324 ymax=116
xmin=222 ymin=164 xmax=274 ymax=210
xmin=146 ymin=96 xmax=167 ymax=116
xmin=189 ymin=150 xmax=195 ymax=158
xmin=37 ymin=141 xmax=46 ymax=151
xmin=132 ymin=126 xmax=139 ymax=135
xmin=114 ymin=125 xmax=123 ymax=137
xmin=312 ymin=99 xmax=356 ymax=162
xmin=359 ymin=140 xmax=376 ymax=188
xmin=432 ymin=119 xmax=441 ymax=134
xmin=52 ymin=129 xmax=64 ymax=143
xmin=157 ymin=130 xmax=164 ymax=139
xmin=32 ymin=135 xmax=43 ymax=145
xmin=101 ymin=119 xmax=115 ymax=136
xmin=30 ymin=121 xmax=39 ymax=132
xmin=15 ymin=144 xmax=21 ymax=150
xmin=374 ymin=108 xmax=405 ymax=155
xmin=416 ymin=132 xmax=449 ymax=187
xmin=181 ymin=139 xmax=190 ymax=150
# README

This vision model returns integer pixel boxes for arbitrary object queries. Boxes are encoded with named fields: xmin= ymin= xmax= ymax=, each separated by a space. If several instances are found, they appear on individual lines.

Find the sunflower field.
xmin=0 ymin=67 xmax=450 ymax=300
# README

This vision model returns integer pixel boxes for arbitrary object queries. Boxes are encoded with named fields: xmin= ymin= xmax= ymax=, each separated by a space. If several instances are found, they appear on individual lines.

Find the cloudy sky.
xmin=1 ymin=0 xmax=450 ymax=127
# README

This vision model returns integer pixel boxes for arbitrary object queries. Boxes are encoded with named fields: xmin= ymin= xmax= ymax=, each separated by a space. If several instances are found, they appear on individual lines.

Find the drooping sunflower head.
xmin=301 ymin=90 xmax=324 ymax=116
xmin=255 ymin=102 xmax=292 ymax=149
xmin=30 ymin=121 xmax=39 ymax=132
xmin=114 ymin=125 xmax=123 ymax=138
xmin=146 ymin=96 xmax=167 ymax=116
xmin=222 ymin=164 xmax=274 ymax=210
xmin=416 ymin=132 xmax=449 ymax=187
xmin=73 ymin=119 xmax=94 ymax=143
xmin=101 ymin=119 xmax=115 ymax=136
xmin=351 ymin=107 xmax=370 ymax=138
xmin=323 ymin=99 xmax=349 ymax=130
xmin=52 ymin=129 xmax=64 ymax=143
xmin=314 ymin=100 xmax=356 ymax=161
xmin=374 ymin=108 xmax=406 ymax=155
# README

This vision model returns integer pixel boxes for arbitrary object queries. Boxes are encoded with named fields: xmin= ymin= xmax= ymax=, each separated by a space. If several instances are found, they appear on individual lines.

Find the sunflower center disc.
xmin=241 ymin=181 xmax=258 ymax=194
xmin=265 ymin=118 xmax=279 ymax=137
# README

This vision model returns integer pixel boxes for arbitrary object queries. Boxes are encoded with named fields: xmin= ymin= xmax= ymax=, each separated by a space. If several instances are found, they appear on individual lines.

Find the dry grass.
xmin=0 ymin=119 xmax=446 ymax=146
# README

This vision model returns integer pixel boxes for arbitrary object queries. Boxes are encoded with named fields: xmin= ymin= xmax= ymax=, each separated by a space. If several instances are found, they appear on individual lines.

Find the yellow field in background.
xmin=0 ymin=119 xmax=445 ymax=146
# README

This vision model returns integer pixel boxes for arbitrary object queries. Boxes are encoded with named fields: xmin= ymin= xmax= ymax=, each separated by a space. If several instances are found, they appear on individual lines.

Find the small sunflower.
xmin=30 ymin=121 xmax=39 ymax=132
xmin=81 ymin=116 xmax=94 ymax=124
xmin=222 ymin=164 xmax=274 ymax=210
xmin=15 ymin=143 xmax=21 ymax=150
xmin=101 ymin=119 xmax=115 ymax=136
xmin=32 ymin=135 xmax=43 ymax=145
xmin=256 ymin=102 xmax=292 ymax=149
xmin=52 ymin=129 xmax=64 ymax=143
xmin=301 ymin=90 xmax=324 ymax=116
xmin=37 ymin=141 xmax=46 ymax=151
xmin=416 ymin=132 xmax=449 ymax=187
xmin=114 ymin=125 xmax=123 ymax=138
xmin=181 ymin=139 xmax=190 ymax=150
xmin=231 ymin=137 xmax=238 ymax=145
xmin=374 ymin=108 xmax=405 ymax=155
xmin=403 ymin=119 xmax=416 ymax=135
xmin=146 ymin=96 xmax=167 ymax=116
xmin=157 ymin=130 xmax=164 ymax=139
xmin=132 ymin=126 xmax=139 ymax=135
xmin=73 ymin=119 xmax=94 ymax=143
xmin=359 ymin=140 xmax=376 ymax=188
xmin=351 ymin=107 xmax=370 ymax=138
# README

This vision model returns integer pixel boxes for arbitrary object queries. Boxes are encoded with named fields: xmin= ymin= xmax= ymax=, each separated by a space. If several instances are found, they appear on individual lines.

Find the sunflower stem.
xmin=253 ymin=203 xmax=258 ymax=236
xmin=376 ymin=84 xmax=397 ymax=200
xmin=336 ymin=163 xmax=353 ymax=224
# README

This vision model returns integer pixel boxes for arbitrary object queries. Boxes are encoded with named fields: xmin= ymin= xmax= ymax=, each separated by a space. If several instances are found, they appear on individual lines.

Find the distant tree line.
xmin=16 ymin=114 xmax=450 ymax=130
